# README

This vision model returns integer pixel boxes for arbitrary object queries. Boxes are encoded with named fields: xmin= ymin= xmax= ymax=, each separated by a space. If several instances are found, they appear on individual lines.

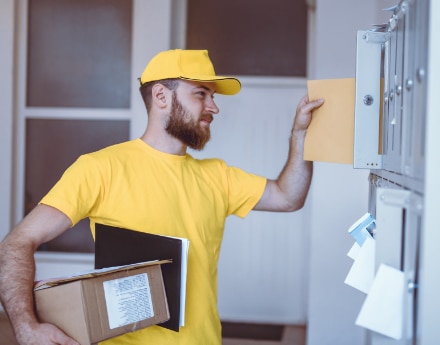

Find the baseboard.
xmin=221 ymin=321 xmax=284 ymax=341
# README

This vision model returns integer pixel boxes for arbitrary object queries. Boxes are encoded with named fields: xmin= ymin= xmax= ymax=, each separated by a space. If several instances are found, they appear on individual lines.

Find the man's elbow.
xmin=285 ymin=200 xmax=305 ymax=212
xmin=278 ymin=196 xmax=307 ymax=212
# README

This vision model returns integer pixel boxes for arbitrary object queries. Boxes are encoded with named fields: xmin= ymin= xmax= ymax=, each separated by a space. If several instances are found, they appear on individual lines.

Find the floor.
xmin=0 ymin=312 xmax=306 ymax=345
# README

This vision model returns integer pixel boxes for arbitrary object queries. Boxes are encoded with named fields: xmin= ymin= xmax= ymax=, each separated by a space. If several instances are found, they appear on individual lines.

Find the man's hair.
xmin=139 ymin=79 xmax=179 ymax=113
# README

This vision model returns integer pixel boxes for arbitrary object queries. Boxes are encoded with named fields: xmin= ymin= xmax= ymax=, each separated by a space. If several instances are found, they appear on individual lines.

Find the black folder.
xmin=94 ymin=224 xmax=188 ymax=332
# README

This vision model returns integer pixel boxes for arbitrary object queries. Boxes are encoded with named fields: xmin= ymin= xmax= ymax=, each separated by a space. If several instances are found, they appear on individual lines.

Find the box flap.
xmin=34 ymin=259 xmax=171 ymax=291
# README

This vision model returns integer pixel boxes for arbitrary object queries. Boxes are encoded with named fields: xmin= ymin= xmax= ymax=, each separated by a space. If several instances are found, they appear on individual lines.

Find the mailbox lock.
xmin=363 ymin=95 xmax=374 ymax=106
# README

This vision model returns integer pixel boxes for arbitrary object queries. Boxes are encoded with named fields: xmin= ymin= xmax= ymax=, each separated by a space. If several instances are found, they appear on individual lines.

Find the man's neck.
xmin=140 ymin=128 xmax=187 ymax=156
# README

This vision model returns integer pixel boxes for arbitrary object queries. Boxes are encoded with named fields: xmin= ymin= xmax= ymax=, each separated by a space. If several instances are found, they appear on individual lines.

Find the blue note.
xmin=348 ymin=213 xmax=376 ymax=246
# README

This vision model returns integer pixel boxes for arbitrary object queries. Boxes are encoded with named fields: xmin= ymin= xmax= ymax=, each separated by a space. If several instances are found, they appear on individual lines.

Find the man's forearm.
xmin=0 ymin=206 xmax=78 ymax=344
xmin=276 ymin=129 xmax=313 ymax=210
xmin=0 ymin=234 xmax=39 ymax=338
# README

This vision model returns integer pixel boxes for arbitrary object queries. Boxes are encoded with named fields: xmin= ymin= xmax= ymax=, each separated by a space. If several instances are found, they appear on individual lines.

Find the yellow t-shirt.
xmin=40 ymin=139 xmax=266 ymax=345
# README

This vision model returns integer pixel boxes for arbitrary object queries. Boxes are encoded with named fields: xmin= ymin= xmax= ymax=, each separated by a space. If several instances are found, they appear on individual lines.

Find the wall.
xmin=205 ymin=77 xmax=310 ymax=323
xmin=306 ymin=1 xmax=399 ymax=345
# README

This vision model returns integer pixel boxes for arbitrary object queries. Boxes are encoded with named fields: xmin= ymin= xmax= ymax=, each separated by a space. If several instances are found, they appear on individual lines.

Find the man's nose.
xmin=206 ymin=98 xmax=219 ymax=114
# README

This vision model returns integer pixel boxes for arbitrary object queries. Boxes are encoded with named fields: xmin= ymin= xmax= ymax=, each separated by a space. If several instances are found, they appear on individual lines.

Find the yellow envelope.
xmin=304 ymin=78 xmax=355 ymax=164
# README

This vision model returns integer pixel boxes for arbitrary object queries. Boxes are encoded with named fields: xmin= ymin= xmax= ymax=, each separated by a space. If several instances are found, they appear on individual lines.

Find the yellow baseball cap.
xmin=140 ymin=49 xmax=241 ymax=95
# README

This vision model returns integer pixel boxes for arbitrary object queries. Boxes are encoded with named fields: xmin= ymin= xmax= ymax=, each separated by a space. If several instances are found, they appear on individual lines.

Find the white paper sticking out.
xmin=103 ymin=273 xmax=154 ymax=329
xmin=166 ymin=235 xmax=189 ymax=327
xmin=344 ymin=237 xmax=376 ymax=294
xmin=355 ymin=264 xmax=405 ymax=340
xmin=347 ymin=242 xmax=361 ymax=260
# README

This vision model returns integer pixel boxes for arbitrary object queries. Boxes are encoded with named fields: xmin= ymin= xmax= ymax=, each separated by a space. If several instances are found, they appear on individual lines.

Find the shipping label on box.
xmin=103 ymin=272 xmax=155 ymax=329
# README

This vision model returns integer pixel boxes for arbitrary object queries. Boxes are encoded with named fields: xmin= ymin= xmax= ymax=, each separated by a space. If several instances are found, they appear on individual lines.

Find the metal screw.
xmin=363 ymin=95 xmax=374 ymax=106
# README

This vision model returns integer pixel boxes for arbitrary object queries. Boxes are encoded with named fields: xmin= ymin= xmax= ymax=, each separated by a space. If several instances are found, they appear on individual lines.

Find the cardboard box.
xmin=34 ymin=260 xmax=170 ymax=345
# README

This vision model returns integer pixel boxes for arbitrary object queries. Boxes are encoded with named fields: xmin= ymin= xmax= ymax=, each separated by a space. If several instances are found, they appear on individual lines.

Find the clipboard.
xmin=94 ymin=224 xmax=189 ymax=332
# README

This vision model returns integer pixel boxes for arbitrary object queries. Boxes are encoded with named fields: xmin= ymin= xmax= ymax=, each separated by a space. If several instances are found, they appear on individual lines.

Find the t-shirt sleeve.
xmin=39 ymin=154 xmax=104 ymax=226
xmin=225 ymin=165 xmax=267 ymax=218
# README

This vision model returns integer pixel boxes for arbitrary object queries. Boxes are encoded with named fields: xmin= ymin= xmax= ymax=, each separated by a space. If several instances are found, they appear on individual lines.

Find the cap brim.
xmin=180 ymin=76 xmax=241 ymax=95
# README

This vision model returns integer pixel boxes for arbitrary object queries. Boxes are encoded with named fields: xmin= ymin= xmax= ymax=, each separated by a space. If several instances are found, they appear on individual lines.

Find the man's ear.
xmin=151 ymin=83 xmax=170 ymax=109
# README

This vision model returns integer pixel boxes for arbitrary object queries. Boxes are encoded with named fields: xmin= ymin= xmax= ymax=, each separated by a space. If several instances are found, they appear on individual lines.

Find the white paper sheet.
xmin=347 ymin=242 xmax=361 ymax=260
xmin=165 ymin=235 xmax=190 ymax=327
xmin=344 ymin=237 xmax=376 ymax=294
xmin=355 ymin=264 xmax=405 ymax=339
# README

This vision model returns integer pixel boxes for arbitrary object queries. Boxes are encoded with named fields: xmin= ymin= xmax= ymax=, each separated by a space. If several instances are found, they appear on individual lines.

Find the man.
xmin=0 ymin=49 xmax=324 ymax=345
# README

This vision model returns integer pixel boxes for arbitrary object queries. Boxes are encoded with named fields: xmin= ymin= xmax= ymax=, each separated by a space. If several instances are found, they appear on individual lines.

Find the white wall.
xmin=204 ymin=78 xmax=310 ymax=323
xmin=306 ymin=1 xmax=396 ymax=344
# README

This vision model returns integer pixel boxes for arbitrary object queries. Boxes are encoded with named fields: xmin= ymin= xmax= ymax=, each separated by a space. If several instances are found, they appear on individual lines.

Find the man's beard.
xmin=165 ymin=93 xmax=211 ymax=151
